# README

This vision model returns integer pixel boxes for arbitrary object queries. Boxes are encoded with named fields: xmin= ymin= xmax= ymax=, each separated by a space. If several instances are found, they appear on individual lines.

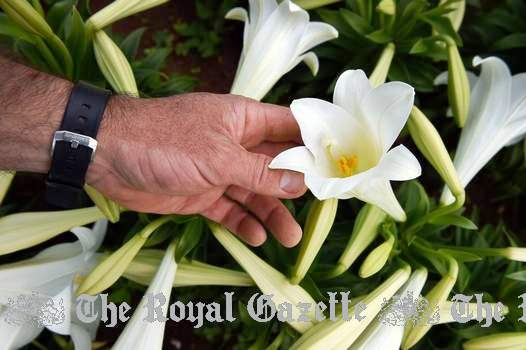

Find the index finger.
xmin=239 ymin=99 xmax=302 ymax=147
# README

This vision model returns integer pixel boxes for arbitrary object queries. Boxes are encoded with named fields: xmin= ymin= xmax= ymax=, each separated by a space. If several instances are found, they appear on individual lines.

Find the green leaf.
xmin=438 ymin=249 xmax=482 ymax=262
xmin=456 ymin=261 xmax=471 ymax=292
xmin=120 ymin=27 xmax=147 ymax=61
xmin=419 ymin=14 xmax=462 ymax=45
xmin=174 ymin=218 xmax=204 ymax=262
xmin=429 ymin=214 xmax=478 ymax=230
xmin=46 ymin=0 xmax=74 ymax=34
xmin=64 ymin=7 xmax=87 ymax=79
xmin=339 ymin=8 xmax=373 ymax=35
xmin=0 ymin=13 xmax=37 ymax=44
xmin=506 ymin=269 xmax=526 ymax=282
xmin=491 ymin=33 xmax=526 ymax=50
xmin=409 ymin=37 xmax=448 ymax=60
xmin=365 ymin=29 xmax=392 ymax=43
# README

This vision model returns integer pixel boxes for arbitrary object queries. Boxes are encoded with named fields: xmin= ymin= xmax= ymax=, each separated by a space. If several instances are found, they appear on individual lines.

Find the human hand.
xmin=88 ymin=93 xmax=307 ymax=247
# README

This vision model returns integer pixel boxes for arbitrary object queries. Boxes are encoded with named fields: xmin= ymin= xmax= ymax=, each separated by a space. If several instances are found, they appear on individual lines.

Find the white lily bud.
xmin=290 ymin=264 xmax=411 ymax=350
xmin=0 ymin=207 xmax=105 ymax=255
xmin=408 ymin=106 xmax=464 ymax=201
xmin=76 ymin=216 xmax=172 ymax=295
xmin=462 ymin=333 xmax=526 ymax=350
xmin=403 ymin=257 xmax=459 ymax=349
xmin=208 ymin=222 xmax=317 ymax=333
xmin=444 ymin=36 xmax=470 ymax=128
xmin=291 ymin=198 xmax=338 ymax=284
xmin=84 ymin=185 xmax=121 ymax=223
xmin=440 ymin=0 xmax=465 ymax=31
xmin=358 ymin=234 xmax=394 ymax=278
xmin=330 ymin=205 xmax=387 ymax=278
xmin=0 ymin=170 xmax=14 ymax=205
xmin=123 ymin=249 xmax=254 ymax=287
xmin=350 ymin=268 xmax=428 ymax=350
xmin=438 ymin=301 xmax=508 ymax=324
xmin=369 ymin=43 xmax=395 ymax=88
xmin=93 ymin=30 xmax=139 ymax=97
xmin=113 ymin=241 xmax=177 ymax=350
xmin=0 ymin=0 xmax=53 ymax=38
xmin=87 ymin=0 xmax=169 ymax=31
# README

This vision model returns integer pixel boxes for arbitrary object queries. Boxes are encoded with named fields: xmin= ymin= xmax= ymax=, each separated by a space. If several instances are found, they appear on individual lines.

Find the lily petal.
xmin=333 ymin=70 xmax=372 ymax=123
xmin=350 ymin=178 xmax=406 ymax=222
xmin=362 ymin=82 xmax=415 ymax=152
xmin=269 ymin=146 xmax=317 ymax=174
xmin=453 ymin=56 xmax=511 ymax=187
xmin=377 ymin=145 xmax=422 ymax=181
xmin=298 ymin=21 xmax=339 ymax=54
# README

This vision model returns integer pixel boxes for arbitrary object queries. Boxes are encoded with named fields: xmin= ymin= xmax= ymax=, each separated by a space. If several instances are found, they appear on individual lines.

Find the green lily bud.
xmin=87 ymin=0 xmax=169 ymax=31
xmin=123 ymin=249 xmax=254 ymax=287
xmin=403 ymin=256 xmax=458 ymax=349
xmin=0 ymin=0 xmax=53 ymax=38
xmin=358 ymin=234 xmax=394 ymax=278
xmin=291 ymin=198 xmax=338 ymax=284
xmin=291 ymin=264 xmax=411 ymax=350
xmin=444 ymin=36 xmax=470 ymax=128
xmin=463 ymin=333 xmax=526 ymax=350
xmin=84 ymin=185 xmax=121 ymax=223
xmin=0 ymin=170 xmax=14 ymax=205
xmin=0 ymin=207 xmax=105 ymax=256
xmin=93 ymin=30 xmax=139 ymax=97
xmin=408 ymin=106 xmax=464 ymax=201
xmin=76 ymin=216 xmax=173 ymax=295
xmin=440 ymin=0 xmax=465 ymax=31
xmin=329 ymin=205 xmax=387 ymax=278
xmin=369 ymin=43 xmax=395 ymax=88
xmin=376 ymin=0 xmax=395 ymax=16
xmin=208 ymin=221 xmax=317 ymax=333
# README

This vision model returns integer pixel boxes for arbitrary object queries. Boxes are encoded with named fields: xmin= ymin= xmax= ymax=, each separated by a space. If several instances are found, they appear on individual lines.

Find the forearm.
xmin=0 ymin=55 xmax=72 ymax=172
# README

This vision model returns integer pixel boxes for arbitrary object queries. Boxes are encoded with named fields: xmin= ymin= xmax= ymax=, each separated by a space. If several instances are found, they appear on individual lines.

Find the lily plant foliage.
xmin=270 ymin=70 xmax=422 ymax=221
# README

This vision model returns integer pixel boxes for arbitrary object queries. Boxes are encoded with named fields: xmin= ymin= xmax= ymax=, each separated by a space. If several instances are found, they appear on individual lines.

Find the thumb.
xmin=226 ymin=146 xmax=306 ymax=198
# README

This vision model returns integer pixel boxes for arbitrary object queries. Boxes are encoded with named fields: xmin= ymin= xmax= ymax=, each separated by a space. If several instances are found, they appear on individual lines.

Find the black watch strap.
xmin=46 ymin=81 xmax=111 ymax=209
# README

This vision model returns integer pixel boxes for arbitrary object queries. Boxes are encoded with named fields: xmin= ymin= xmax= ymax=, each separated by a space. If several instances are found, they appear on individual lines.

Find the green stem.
xmin=404 ymin=191 xmax=465 ymax=239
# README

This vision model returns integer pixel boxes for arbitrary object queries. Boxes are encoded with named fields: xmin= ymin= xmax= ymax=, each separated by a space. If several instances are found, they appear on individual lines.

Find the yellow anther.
xmin=337 ymin=155 xmax=358 ymax=177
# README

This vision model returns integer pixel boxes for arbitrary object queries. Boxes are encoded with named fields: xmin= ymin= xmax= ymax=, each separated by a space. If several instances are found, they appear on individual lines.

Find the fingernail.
xmin=280 ymin=172 xmax=304 ymax=193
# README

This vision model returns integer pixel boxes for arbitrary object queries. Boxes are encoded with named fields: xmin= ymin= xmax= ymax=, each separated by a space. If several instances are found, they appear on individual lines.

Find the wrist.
xmin=86 ymin=94 xmax=130 ymax=186
xmin=0 ymin=64 xmax=72 ymax=173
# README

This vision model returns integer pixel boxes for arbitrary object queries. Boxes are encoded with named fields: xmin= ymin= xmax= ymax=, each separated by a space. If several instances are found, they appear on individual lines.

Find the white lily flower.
xmin=0 ymin=220 xmax=107 ymax=350
xmin=227 ymin=0 xmax=338 ymax=100
xmin=350 ymin=268 xmax=428 ymax=350
xmin=112 ymin=242 xmax=178 ymax=350
xmin=441 ymin=56 xmax=526 ymax=204
xmin=270 ymin=70 xmax=421 ymax=221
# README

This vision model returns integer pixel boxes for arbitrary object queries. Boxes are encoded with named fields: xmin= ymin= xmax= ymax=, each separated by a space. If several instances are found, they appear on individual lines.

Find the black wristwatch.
xmin=46 ymin=81 xmax=111 ymax=209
